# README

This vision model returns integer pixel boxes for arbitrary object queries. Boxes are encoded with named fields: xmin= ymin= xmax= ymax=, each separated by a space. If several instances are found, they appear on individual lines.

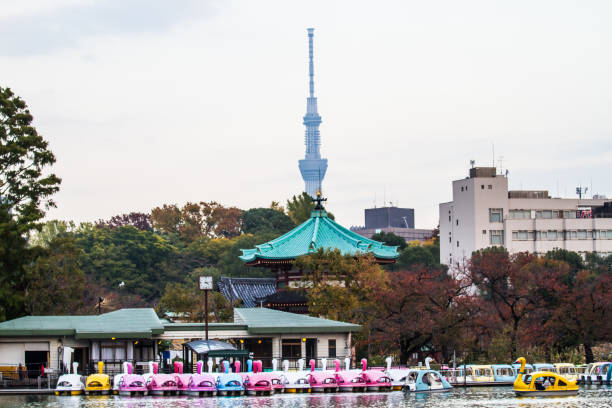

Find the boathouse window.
xmin=282 ymin=339 xmax=302 ymax=359
xmin=328 ymin=340 xmax=336 ymax=358
xmin=100 ymin=342 xmax=126 ymax=361
xmin=489 ymin=230 xmax=504 ymax=245
xmin=489 ymin=208 xmax=503 ymax=222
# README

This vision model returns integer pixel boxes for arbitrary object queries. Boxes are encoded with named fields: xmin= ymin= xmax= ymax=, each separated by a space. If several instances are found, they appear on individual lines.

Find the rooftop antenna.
xmin=497 ymin=156 xmax=504 ymax=175
xmin=576 ymin=186 xmax=588 ymax=199
xmin=492 ymin=144 xmax=495 ymax=168
xmin=382 ymin=187 xmax=386 ymax=207
xmin=470 ymin=159 xmax=475 ymax=168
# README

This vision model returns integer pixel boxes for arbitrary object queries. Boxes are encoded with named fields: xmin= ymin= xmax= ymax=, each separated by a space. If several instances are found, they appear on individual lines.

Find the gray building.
xmin=365 ymin=207 xmax=415 ymax=229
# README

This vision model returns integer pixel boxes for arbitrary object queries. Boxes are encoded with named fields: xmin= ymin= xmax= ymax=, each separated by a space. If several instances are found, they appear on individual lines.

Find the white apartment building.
xmin=440 ymin=167 xmax=612 ymax=266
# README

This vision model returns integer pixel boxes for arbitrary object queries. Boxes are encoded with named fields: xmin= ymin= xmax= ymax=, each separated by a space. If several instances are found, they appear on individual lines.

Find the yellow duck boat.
xmin=513 ymin=357 xmax=578 ymax=397
xmin=85 ymin=361 xmax=111 ymax=395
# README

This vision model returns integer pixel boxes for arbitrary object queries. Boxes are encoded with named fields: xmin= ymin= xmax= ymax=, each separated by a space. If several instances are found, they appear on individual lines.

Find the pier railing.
xmin=0 ymin=366 xmax=58 ymax=389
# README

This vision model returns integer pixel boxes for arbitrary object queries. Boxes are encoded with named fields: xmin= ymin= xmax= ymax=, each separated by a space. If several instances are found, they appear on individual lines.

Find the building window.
xmin=456 ymin=219 xmax=459 ymax=226
xmin=481 ymin=185 xmax=485 ymax=190
xmin=535 ymin=210 xmax=553 ymax=219
xmin=282 ymin=339 xmax=302 ymax=359
xmin=449 ymin=237 xmax=451 ymax=243
xmin=548 ymin=230 xmax=558 ymax=240
xmin=482 ymin=230 xmax=486 ymax=234
xmin=571 ymin=230 xmax=577 ymax=239
xmin=489 ymin=208 xmax=503 ymax=222
xmin=490 ymin=230 xmax=504 ymax=245
xmin=449 ymin=215 xmax=451 ymax=222
xmin=100 ymin=342 xmax=126 ymax=361
xmin=608 ymin=230 xmax=612 ymax=239
xmin=528 ymin=231 xmax=535 ymax=240
xmin=488 ymin=185 xmax=492 ymax=189
xmin=509 ymin=210 xmax=530 ymax=219
xmin=577 ymin=230 xmax=587 ymax=239
xmin=328 ymin=340 xmax=336 ymax=358
xmin=461 ymin=187 xmax=464 ymax=192
xmin=457 ymin=241 xmax=460 ymax=247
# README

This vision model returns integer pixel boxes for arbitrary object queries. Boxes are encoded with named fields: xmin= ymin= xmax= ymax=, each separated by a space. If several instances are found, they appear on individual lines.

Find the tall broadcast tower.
xmin=298 ymin=28 xmax=328 ymax=197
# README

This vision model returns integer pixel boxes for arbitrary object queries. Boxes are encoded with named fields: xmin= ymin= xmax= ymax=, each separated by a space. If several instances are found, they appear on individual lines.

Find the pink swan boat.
xmin=185 ymin=361 xmax=216 ymax=396
xmin=308 ymin=359 xmax=338 ymax=393
xmin=361 ymin=359 xmax=392 ymax=392
xmin=333 ymin=359 xmax=366 ymax=392
xmin=117 ymin=363 xmax=147 ymax=396
xmin=244 ymin=360 xmax=274 ymax=396
xmin=146 ymin=362 xmax=179 ymax=396
xmin=173 ymin=362 xmax=193 ymax=395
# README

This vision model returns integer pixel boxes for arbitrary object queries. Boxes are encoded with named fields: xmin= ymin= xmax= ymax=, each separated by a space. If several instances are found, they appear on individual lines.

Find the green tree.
xmin=397 ymin=245 xmax=439 ymax=269
xmin=0 ymin=203 xmax=31 ymax=320
xmin=24 ymin=235 xmax=86 ymax=315
xmin=370 ymin=231 xmax=407 ymax=250
xmin=286 ymin=192 xmax=334 ymax=224
xmin=241 ymin=208 xmax=295 ymax=235
xmin=29 ymin=219 xmax=76 ymax=247
xmin=75 ymin=226 xmax=179 ymax=303
xmin=286 ymin=192 xmax=314 ymax=224
xmin=0 ymin=87 xmax=61 ymax=320
xmin=0 ymin=87 xmax=61 ymax=226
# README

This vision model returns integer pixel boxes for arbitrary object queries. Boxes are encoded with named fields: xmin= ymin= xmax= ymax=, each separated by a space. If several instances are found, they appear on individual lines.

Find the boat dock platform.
xmin=0 ymin=389 xmax=54 ymax=394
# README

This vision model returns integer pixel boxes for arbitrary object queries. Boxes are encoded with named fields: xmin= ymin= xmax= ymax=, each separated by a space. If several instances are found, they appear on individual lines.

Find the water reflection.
xmin=0 ymin=386 xmax=610 ymax=408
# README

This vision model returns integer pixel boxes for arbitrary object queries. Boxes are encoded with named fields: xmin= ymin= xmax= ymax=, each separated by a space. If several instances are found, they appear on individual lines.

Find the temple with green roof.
xmin=240 ymin=194 xmax=399 ymax=288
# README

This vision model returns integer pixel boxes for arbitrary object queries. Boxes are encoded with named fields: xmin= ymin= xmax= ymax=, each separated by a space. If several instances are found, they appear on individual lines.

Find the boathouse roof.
xmin=0 ymin=307 xmax=361 ymax=338
xmin=0 ymin=308 xmax=164 ymax=339
xmin=239 ymin=208 xmax=399 ymax=266
xmin=233 ymin=307 xmax=361 ymax=334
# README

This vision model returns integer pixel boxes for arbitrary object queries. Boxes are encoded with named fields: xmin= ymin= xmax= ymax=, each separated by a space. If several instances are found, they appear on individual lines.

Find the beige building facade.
xmin=440 ymin=167 xmax=612 ymax=267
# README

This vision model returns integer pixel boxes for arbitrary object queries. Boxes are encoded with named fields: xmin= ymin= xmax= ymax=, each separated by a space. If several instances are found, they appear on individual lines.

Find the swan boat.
xmin=55 ymin=362 xmax=85 ymax=396
xmin=85 ymin=361 xmax=111 ymax=395
xmin=185 ymin=361 xmax=216 ymax=396
xmin=404 ymin=369 xmax=453 ymax=392
xmin=282 ymin=358 xmax=311 ymax=393
xmin=513 ymin=357 xmax=578 ymax=397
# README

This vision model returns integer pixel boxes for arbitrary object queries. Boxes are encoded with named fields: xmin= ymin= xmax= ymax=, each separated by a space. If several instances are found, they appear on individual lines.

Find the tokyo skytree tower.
xmin=298 ymin=28 xmax=328 ymax=197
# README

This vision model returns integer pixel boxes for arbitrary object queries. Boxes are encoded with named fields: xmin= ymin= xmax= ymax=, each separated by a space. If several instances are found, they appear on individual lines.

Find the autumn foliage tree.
xmin=371 ymin=265 xmax=474 ymax=363
xmin=297 ymin=249 xmax=389 ymax=355
xmin=151 ymin=201 xmax=242 ymax=241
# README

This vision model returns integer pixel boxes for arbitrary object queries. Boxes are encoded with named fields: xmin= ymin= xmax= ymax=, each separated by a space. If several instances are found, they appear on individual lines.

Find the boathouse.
xmin=0 ymin=307 xmax=359 ymax=375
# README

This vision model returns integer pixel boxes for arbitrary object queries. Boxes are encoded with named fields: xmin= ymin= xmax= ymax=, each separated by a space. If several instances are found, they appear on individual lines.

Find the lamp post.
xmin=199 ymin=276 xmax=213 ymax=340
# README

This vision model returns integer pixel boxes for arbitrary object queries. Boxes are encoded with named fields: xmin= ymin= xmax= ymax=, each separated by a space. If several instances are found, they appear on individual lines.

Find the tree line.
xmin=298 ymin=244 xmax=611 ymax=365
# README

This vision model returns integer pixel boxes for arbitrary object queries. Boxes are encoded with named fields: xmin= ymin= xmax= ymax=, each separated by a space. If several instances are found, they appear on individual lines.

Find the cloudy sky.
xmin=2 ymin=0 xmax=611 ymax=228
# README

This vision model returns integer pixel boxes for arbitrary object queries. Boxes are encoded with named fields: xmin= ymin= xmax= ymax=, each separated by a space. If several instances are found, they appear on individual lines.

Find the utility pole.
xmin=199 ymin=276 xmax=213 ymax=341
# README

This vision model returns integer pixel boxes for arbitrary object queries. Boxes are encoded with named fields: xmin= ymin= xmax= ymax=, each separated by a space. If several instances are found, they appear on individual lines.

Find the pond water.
xmin=0 ymin=386 xmax=609 ymax=408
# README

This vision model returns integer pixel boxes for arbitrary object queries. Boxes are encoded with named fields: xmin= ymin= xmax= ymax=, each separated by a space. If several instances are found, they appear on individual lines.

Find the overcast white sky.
xmin=2 ymin=0 xmax=611 ymax=228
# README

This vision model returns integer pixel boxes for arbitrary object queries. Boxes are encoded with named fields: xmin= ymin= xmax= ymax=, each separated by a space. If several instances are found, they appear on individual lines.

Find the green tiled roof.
xmin=0 ymin=309 xmax=164 ymax=339
xmin=239 ymin=209 xmax=399 ymax=263
xmin=233 ymin=308 xmax=361 ymax=334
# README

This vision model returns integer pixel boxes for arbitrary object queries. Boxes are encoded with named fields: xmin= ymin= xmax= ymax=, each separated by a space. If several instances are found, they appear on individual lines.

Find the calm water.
xmin=0 ymin=386 xmax=610 ymax=408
